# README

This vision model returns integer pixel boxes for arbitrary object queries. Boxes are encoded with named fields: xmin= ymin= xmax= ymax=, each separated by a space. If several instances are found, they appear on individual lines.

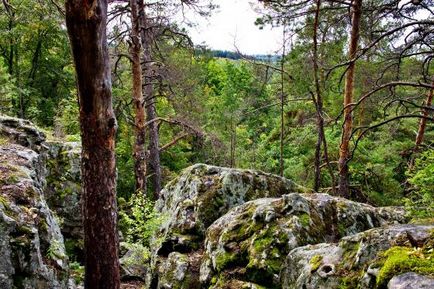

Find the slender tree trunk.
xmin=280 ymin=26 xmax=286 ymax=177
xmin=415 ymin=77 xmax=434 ymax=147
xmin=16 ymin=46 xmax=24 ymax=118
xmin=312 ymin=0 xmax=336 ymax=194
xmin=65 ymin=1 xmax=120 ymax=288
xmin=27 ymin=33 xmax=43 ymax=86
xmin=312 ymin=0 xmax=323 ymax=192
xmin=146 ymin=95 xmax=162 ymax=195
xmin=7 ymin=17 xmax=14 ymax=75
xmin=338 ymin=0 xmax=362 ymax=198
xmin=138 ymin=0 xmax=162 ymax=197
xmin=130 ymin=0 xmax=147 ymax=194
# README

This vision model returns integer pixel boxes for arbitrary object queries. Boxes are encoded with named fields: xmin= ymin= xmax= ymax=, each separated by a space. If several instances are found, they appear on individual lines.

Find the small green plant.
xmin=46 ymin=239 xmax=66 ymax=260
xmin=120 ymin=242 xmax=150 ymax=267
xmin=118 ymin=193 xmax=165 ymax=246
xmin=65 ymin=134 xmax=81 ymax=142
xmin=69 ymin=261 xmax=84 ymax=284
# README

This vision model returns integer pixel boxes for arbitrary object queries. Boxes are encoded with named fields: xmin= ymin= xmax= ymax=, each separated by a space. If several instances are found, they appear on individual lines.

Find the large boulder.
xmin=201 ymin=193 xmax=407 ymax=288
xmin=0 ymin=116 xmax=73 ymax=288
xmin=45 ymin=141 xmax=82 ymax=259
xmin=151 ymin=164 xmax=310 ymax=289
xmin=282 ymin=224 xmax=434 ymax=289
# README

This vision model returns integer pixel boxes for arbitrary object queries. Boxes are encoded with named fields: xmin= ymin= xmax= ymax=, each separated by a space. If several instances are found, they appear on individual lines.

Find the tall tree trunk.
xmin=312 ymin=0 xmax=335 ymax=194
xmin=130 ymin=0 xmax=147 ymax=194
xmin=138 ymin=1 xmax=162 ymax=197
xmin=280 ymin=26 xmax=286 ymax=177
xmin=146 ymin=92 xmax=162 ymax=196
xmin=312 ymin=0 xmax=323 ymax=192
xmin=7 ymin=17 xmax=14 ymax=75
xmin=415 ymin=77 xmax=434 ymax=147
xmin=338 ymin=0 xmax=362 ymax=198
xmin=65 ymin=1 xmax=120 ymax=288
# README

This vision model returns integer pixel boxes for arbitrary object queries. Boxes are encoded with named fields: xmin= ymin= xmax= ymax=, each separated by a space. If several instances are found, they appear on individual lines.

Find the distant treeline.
xmin=196 ymin=48 xmax=280 ymax=62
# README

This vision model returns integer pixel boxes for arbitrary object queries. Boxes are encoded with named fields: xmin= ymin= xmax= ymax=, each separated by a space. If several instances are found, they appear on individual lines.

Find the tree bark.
xmin=130 ymin=0 xmax=147 ymax=194
xmin=338 ymin=0 xmax=362 ymax=198
xmin=311 ymin=0 xmax=336 ymax=195
xmin=65 ymin=1 xmax=120 ymax=288
xmin=280 ymin=25 xmax=286 ymax=177
xmin=415 ymin=76 xmax=434 ymax=147
xmin=138 ymin=0 xmax=162 ymax=197
xmin=312 ymin=0 xmax=323 ymax=193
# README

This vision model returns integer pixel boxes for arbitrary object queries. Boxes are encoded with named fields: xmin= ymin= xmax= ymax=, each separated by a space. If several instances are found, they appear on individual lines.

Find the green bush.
xmin=405 ymin=149 xmax=434 ymax=219
xmin=118 ymin=193 xmax=165 ymax=246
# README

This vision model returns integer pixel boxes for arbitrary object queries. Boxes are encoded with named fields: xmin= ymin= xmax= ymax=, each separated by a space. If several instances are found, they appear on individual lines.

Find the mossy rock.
xmin=152 ymin=164 xmax=309 ymax=289
xmin=203 ymin=194 xmax=407 ymax=288
xmin=282 ymin=224 xmax=434 ymax=289
xmin=376 ymin=246 xmax=434 ymax=288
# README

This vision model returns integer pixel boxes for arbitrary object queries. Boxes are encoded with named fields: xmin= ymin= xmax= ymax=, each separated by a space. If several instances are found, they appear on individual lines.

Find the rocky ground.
xmin=1 ymin=115 xmax=433 ymax=289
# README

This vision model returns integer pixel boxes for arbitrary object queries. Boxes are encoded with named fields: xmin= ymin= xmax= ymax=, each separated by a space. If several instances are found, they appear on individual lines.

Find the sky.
xmin=181 ymin=0 xmax=284 ymax=55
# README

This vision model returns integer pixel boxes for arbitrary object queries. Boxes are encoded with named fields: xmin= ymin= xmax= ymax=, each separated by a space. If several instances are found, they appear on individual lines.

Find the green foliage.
xmin=69 ymin=261 xmax=85 ymax=284
xmin=54 ymin=94 xmax=80 ymax=136
xmin=118 ymin=193 xmax=165 ymax=247
xmin=46 ymin=239 xmax=66 ymax=260
xmin=0 ymin=59 xmax=18 ymax=113
xmin=0 ymin=0 xmax=75 ymax=124
xmin=405 ymin=149 xmax=434 ymax=219
xmin=115 ymin=120 xmax=135 ymax=199
xmin=120 ymin=242 xmax=151 ymax=266
xmin=0 ymin=0 xmax=432 ymax=217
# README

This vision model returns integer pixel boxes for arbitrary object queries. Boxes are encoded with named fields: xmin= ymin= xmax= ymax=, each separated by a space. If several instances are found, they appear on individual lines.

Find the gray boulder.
xmin=45 ymin=141 xmax=82 ymax=249
xmin=282 ymin=224 xmax=434 ymax=289
xmin=201 ymin=193 xmax=407 ymax=288
xmin=152 ymin=164 xmax=310 ymax=289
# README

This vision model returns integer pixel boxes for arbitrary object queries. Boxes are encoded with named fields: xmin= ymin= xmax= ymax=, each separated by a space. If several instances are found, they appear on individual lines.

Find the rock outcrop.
xmin=45 ymin=141 xmax=82 ymax=260
xmin=151 ymin=164 xmax=310 ymax=289
xmin=201 ymin=193 xmax=406 ymax=288
xmin=148 ymin=164 xmax=420 ymax=289
xmin=0 ymin=115 xmax=75 ymax=288
xmin=282 ymin=224 xmax=434 ymax=289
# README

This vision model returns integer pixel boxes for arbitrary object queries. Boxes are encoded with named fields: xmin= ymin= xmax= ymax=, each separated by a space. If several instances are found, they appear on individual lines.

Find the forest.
xmin=0 ymin=0 xmax=433 ymax=289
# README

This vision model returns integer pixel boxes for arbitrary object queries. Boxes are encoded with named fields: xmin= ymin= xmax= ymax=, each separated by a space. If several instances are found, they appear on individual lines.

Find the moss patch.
xmin=215 ymin=250 xmax=245 ymax=272
xmin=310 ymin=255 xmax=323 ymax=272
xmin=298 ymin=213 xmax=311 ymax=227
xmin=376 ymin=246 xmax=434 ymax=288
xmin=0 ymin=135 xmax=9 ymax=146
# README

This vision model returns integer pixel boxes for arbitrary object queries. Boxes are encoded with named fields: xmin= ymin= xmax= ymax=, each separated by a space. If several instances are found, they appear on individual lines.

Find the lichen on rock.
xmin=282 ymin=224 xmax=434 ymax=289
xmin=0 ymin=116 xmax=83 ymax=289
xmin=201 ymin=193 xmax=406 ymax=288
xmin=151 ymin=164 xmax=309 ymax=288
xmin=0 ymin=115 xmax=73 ymax=288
